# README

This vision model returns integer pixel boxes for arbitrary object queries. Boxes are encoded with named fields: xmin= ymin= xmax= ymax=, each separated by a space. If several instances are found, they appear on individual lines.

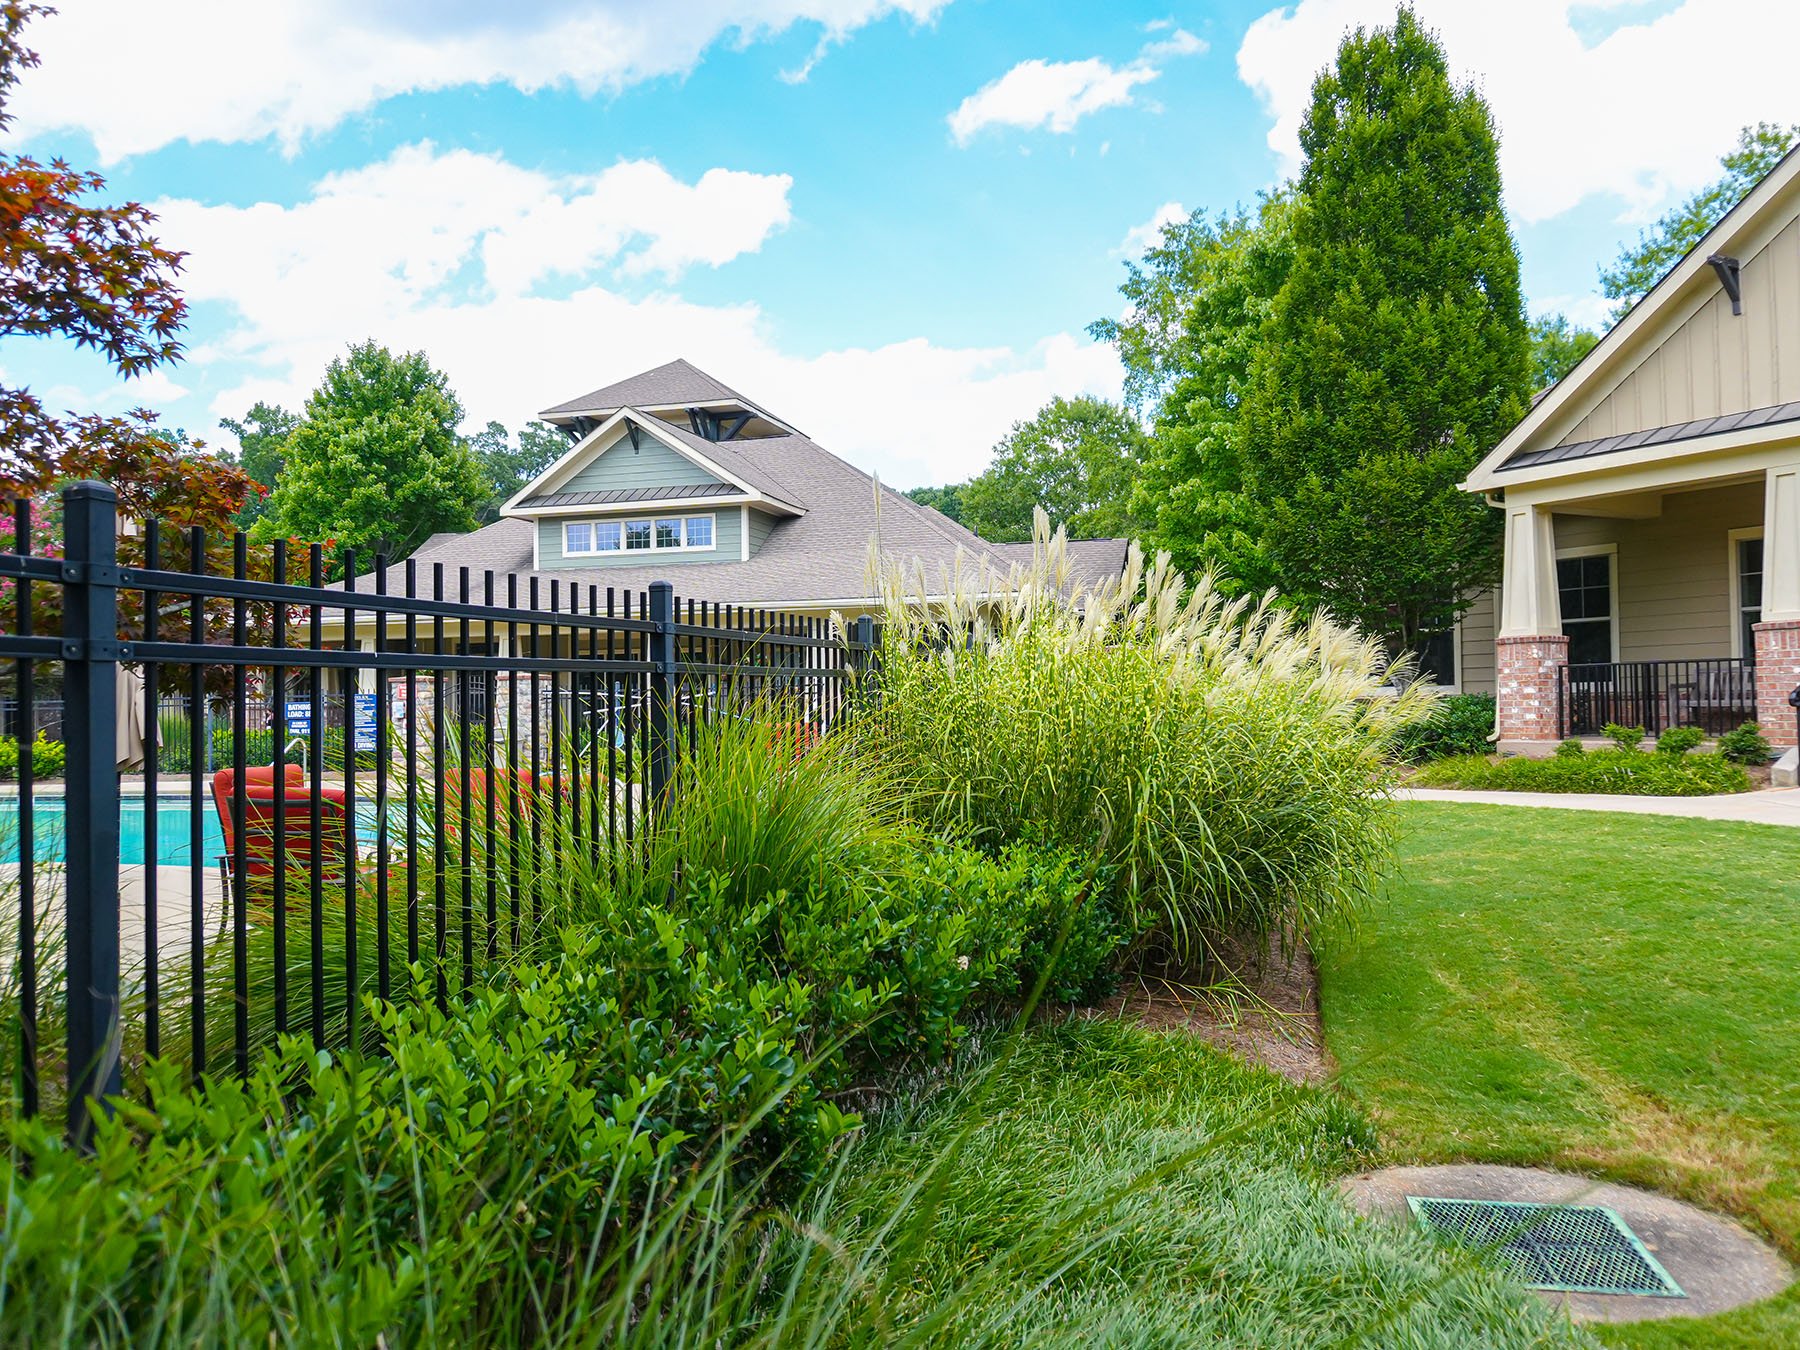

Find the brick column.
xmin=1496 ymin=634 xmax=1569 ymax=748
xmin=1753 ymin=620 xmax=1800 ymax=748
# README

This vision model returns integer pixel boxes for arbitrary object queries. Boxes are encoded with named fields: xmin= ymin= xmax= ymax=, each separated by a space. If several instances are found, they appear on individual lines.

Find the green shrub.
xmin=0 ymin=731 xmax=64 ymax=779
xmin=0 ymin=930 xmax=841 ymax=1346
xmin=864 ymin=522 xmax=1426 ymax=966
xmin=1601 ymin=722 xmax=1645 ymax=751
xmin=1655 ymin=725 xmax=1706 ymax=755
xmin=1553 ymin=737 xmax=1585 ymax=758
xmin=1414 ymin=748 xmax=1750 ymax=796
xmin=1718 ymin=721 xmax=1774 ymax=765
xmin=1389 ymin=693 xmax=1495 ymax=763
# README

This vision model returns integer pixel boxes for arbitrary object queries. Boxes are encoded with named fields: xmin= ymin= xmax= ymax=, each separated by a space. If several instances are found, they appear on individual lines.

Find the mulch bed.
xmin=1089 ymin=935 xmax=1332 ymax=1085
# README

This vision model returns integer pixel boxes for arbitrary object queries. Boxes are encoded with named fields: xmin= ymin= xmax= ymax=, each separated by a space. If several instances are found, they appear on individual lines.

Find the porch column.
xmin=1495 ymin=501 xmax=1566 ymax=747
xmin=1753 ymin=461 xmax=1800 ymax=749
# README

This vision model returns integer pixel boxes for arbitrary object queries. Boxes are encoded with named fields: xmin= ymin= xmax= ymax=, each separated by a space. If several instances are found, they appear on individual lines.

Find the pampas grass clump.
xmin=860 ymin=511 xmax=1436 ymax=966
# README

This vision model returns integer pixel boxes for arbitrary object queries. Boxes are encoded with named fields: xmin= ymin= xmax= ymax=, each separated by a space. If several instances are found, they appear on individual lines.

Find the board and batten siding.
xmin=1558 ymin=213 xmax=1800 ymax=446
xmin=1551 ymin=480 xmax=1764 ymax=662
xmin=537 ymin=507 xmax=743 ymax=569
xmin=559 ymin=434 xmax=725 ymax=495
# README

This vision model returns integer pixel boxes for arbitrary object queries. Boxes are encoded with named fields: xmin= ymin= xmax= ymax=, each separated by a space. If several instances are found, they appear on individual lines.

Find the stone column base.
xmin=1496 ymin=634 xmax=1569 ymax=746
xmin=1753 ymin=619 xmax=1800 ymax=749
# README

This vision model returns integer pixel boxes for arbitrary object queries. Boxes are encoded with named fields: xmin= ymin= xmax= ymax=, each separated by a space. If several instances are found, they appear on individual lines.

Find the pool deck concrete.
xmin=1398 ymin=786 xmax=1800 ymax=827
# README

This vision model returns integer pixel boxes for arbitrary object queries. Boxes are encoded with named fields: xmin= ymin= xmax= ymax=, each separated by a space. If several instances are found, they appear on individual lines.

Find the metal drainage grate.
xmin=1407 ymin=1197 xmax=1685 ymax=1297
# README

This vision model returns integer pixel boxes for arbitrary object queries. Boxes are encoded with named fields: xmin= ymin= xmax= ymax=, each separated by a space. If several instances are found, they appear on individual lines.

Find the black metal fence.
xmin=0 ymin=481 xmax=875 ymax=1140
xmin=1558 ymin=657 xmax=1756 ymax=738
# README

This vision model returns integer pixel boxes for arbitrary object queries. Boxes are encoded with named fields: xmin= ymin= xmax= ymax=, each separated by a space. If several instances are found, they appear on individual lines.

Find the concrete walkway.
xmin=1398 ymin=785 xmax=1800 ymax=827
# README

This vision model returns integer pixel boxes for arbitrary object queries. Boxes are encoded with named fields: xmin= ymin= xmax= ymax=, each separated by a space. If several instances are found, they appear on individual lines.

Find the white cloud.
xmin=948 ymin=27 xmax=1207 ymax=145
xmin=5 ymin=0 xmax=951 ymax=162
xmin=949 ymin=58 xmax=1159 ymax=145
xmin=1237 ymin=0 xmax=1800 ymax=225
xmin=1117 ymin=200 xmax=1186 ymax=255
xmin=1532 ymin=293 xmax=1615 ymax=333
xmin=155 ymin=145 xmax=1113 ymax=487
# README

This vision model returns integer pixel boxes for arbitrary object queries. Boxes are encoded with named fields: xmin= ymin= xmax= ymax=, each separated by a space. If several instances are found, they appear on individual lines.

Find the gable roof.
xmin=540 ymin=357 xmax=800 ymax=433
xmin=1466 ymin=142 xmax=1800 ymax=492
xmin=504 ymin=408 xmax=807 ymax=515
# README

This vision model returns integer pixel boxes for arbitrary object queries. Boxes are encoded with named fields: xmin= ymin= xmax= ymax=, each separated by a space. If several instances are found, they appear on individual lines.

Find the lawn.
xmin=807 ymin=1017 xmax=1588 ymax=1347
xmin=1319 ymin=801 xmax=1800 ymax=1347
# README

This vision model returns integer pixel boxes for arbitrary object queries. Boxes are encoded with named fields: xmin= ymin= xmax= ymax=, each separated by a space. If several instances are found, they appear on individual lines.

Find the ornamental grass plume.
xmin=860 ymin=510 xmax=1436 ymax=967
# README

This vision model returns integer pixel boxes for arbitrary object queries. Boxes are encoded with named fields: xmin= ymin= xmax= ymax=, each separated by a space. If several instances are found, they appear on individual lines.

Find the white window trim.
xmin=1727 ymin=525 xmax=1764 ymax=658
xmin=563 ymin=512 xmax=718 ymax=557
xmin=1554 ymin=542 xmax=1620 ymax=663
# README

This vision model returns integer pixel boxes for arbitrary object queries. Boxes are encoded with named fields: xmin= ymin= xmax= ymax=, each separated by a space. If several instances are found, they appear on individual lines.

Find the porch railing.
xmin=1558 ymin=657 xmax=1756 ymax=739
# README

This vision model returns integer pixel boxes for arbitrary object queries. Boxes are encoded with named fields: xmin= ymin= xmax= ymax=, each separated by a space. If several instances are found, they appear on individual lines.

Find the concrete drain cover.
xmin=1409 ymin=1196 xmax=1683 ymax=1297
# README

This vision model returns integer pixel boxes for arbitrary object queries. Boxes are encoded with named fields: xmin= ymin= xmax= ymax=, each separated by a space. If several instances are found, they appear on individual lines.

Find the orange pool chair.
xmin=212 ymin=766 xmax=350 ymax=920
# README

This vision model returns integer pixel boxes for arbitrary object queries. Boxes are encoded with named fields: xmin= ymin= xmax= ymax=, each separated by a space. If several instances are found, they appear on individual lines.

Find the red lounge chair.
xmin=212 ymin=767 xmax=349 ymax=920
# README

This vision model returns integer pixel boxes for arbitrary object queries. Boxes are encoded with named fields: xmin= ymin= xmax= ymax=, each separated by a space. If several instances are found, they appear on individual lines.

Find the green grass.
xmin=1319 ymin=802 xmax=1800 ymax=1347
xmin=805 ymin=1018 xmax=1591 ymax=1346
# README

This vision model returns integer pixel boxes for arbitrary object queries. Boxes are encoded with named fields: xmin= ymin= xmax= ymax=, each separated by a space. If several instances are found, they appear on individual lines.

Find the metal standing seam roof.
xmin=515 ymin=482 xmax=741 ymax=510
xmin=1501 ymin=399 xmax=1800 ymax=471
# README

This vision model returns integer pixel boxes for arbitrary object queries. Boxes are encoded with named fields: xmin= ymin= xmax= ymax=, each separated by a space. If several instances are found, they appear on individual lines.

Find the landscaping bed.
xmin=1412 ymin=747 xmax=1752 ymax=795
xmin=1319 ymin=801 xmax=1800 ymax=1347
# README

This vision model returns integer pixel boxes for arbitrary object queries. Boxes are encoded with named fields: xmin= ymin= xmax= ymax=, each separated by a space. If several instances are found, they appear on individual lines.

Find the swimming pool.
xmin=0 ymin=795 xmax=383 ymax=867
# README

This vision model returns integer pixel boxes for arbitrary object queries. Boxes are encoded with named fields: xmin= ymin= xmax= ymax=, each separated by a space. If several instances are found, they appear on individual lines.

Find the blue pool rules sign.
xmin=284 ymin=701 xmax=311 ymax=738
xmin=352 ymin=693 xmax=378 ymax=752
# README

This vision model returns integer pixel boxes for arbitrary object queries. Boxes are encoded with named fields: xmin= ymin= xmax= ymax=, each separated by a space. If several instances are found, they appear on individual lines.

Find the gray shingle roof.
xmin=540 ymin=357 xmax=794 ymax=430
xmin=356 ymin=428 xmax=1128 ymax=608
xmin=653 ymin=419 xmax=807 ymax=512
xmin=1500 ymin=399 xmax=1800 ymax=471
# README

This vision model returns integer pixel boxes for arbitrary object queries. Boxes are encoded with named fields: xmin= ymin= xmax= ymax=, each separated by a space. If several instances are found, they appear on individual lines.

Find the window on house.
xmin=1737 ymin=535 xmax=1763 ymax=659
xmin=685 ymin=515 xmax=713 ymax=548
xmin=655 ymin=518 xmax=682 ymax=549
xmin=564 ymin=521 xmax=592 ymax=555
xmin=595 ymin=521 xmax=622 ymax=552
xmin=1557 ymin=552 xmax=1614 ymax=666
xmin=1409 ymin=630 xmax=1456 ymax=687
xmin=625 ymin=520 xmax=653 ymax=551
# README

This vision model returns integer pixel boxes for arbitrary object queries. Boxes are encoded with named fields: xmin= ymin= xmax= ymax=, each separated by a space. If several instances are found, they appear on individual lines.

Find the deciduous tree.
xmin=219 ymin=401 xmax=297 ymax=528
xmin=1092 ymin=195 xmax=1296 ymax=583
xmin=1600 ymin=122 xmax=1797 ymax=320
xmin=263 ymin=341 xmax=488 ymax=565
xmin=469 ymin=418 xmax=569 ymax=521
xmin=959 ymin=396 xmax=1146 ymax=544
xmin=1528 ymin=314 xmax=1599 ymax=391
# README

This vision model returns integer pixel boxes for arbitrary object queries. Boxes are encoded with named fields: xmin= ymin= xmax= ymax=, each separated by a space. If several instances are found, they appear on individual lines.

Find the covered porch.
xmin=1493 ymin=455 xmax=1800 ymax=751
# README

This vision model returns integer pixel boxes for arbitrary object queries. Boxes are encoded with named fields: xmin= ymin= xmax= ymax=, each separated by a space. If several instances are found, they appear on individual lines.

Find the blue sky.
xmin=4 ymin=0 xmax=1795 ymax=488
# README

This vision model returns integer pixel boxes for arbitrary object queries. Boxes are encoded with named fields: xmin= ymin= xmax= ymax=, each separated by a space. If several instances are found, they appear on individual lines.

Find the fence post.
xmin=647 ymin=581 xmax=676 ymax=812
xmin=61 ymin=480 xmax=122 ymax=1140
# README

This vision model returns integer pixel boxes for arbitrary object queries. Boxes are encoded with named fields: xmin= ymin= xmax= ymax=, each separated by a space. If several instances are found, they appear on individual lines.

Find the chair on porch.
xmin=211 ymin=766 xmax=349 ymax=922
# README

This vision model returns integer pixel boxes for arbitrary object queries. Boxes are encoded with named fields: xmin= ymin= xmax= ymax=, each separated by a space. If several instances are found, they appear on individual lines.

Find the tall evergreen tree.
xmin=1237 ymin=6 xmax=1528 ymax=654
xmin=262 ymin=341 xmax=487 ymax=565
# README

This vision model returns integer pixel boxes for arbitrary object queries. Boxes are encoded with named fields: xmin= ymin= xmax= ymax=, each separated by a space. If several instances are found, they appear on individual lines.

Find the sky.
xmin=4 ymin=0 xmax=1798 ymax=490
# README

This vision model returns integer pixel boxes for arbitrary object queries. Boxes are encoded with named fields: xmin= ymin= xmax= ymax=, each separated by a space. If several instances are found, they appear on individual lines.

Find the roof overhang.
xmin=1465 ymin=143 xmax=1800 ymax=495
xmin=540 ymin=398 xmax=802 ymax=439
xmin=501 ymin=409 xmax=804 ymax=519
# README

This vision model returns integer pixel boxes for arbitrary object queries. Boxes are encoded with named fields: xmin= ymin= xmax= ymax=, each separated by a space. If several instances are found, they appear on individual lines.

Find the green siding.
xmin=561 ymin=433 xmax=723 ymax=494
xmin=538 ymin=507 xmax=741 ymax=569
xmin=748 ymin=508 xmax=779 ymax=557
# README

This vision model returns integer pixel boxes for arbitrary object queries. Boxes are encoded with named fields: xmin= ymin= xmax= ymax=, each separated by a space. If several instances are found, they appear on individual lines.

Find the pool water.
xmin=0 ymin=796 xmax=382 ymax=867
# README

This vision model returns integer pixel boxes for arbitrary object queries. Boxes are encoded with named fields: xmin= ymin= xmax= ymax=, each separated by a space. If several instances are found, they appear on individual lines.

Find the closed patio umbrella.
xmin=115 ymin=663 xmax=147 ymax=771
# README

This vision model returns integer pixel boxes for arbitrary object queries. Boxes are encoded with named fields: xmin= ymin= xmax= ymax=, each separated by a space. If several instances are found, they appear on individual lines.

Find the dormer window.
xmin=564 ymin=514 xmax=716 ymax=556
